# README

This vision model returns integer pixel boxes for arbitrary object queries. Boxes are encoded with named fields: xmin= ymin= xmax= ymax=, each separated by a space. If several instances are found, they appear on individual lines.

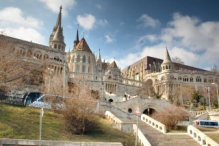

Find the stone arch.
xmin=33 ymin=51 xmax=42 ymax=59
xmin=141 ymin=104 xmax=161 ymax=117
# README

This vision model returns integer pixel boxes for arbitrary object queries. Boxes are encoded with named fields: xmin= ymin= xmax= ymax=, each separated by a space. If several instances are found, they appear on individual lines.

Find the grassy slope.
xmin=0 ymin=104 xmax=136 ymax=146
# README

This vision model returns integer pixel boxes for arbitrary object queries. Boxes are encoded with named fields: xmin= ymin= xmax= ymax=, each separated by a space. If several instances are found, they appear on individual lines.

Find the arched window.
xmin=166 ymin=66 xmax=168 ymax=69
xmin=58 ymin=45 xmax=60 ymax=49
xmin=178 ymin=76 xmax=182 ymax=80
xmin=183 ymin=76 xmax=188 ymax=82
xmin=190 ymin=77 xmax=193 ymax=82
xmin=82 ymin=55 xmax=86 ymax=63
xmin=196 ymin=76 xmax=201 ymax=82
xmin=215 ymin=78 xmax=218 ymax=83
xmin=77 ymin=55 xmax=80 ymax=62
xmin=204 ymin=78 xmax=207 ymax=83
xmin=54 ymin=44 xmax=57 ymax=48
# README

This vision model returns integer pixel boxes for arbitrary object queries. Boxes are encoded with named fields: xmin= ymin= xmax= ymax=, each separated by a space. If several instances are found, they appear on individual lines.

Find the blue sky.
xmin=0 ymin=0 xmax=219 ymax=70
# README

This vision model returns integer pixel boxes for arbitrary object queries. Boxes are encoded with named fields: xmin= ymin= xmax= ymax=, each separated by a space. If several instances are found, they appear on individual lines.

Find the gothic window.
xmin=82 ymin=55 xmax=86 ymax=63
xmin=54 ymin=44 xmax=57 ymax=48
xmin=169 ymin=65 xmax=171 ymax=69
xmin=178 ymin=76 xmax=182 ymax=80
xmin=82 ymin=65 xmax=85 ymax=72
xmin=166 ymin=66 xmax=168 ymax=69
xmin=196 ymin=76 xmax=201 ymax=82
xmin=204 ymin=78 xmax=207 ymax=83
xmin=190 ymin=77 xmax=193 ymax=82
xmin=183 ymin=76 xmax=188 ymax=82
xmin=77 ymin=55 xmax=80 ymax=62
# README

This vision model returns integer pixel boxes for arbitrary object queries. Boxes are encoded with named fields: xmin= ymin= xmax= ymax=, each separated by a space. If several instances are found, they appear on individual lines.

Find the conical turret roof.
xmin=53 ymin=25 xmax=64 ymax=42
xmin=73 ymin=38 xmax=92 ymax=53
xmin=56 ymin=6 xmax=62 ymax=28
xmin=162 ymin=47 xmax=172 ymax=64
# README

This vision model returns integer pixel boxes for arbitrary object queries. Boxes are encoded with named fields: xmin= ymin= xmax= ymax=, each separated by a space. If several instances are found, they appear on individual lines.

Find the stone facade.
xmin=1 ymin=6 xmax=219 ymax=113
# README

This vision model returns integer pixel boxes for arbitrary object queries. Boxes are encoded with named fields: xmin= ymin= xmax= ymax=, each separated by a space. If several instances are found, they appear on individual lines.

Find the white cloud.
xmin=119 ymin=13 xmax=219 ymax=69
xmin=0 ymin=7 xmax=45 ymax=44
xmin=105 ymin=35 xmax=115 ymax=43
xmin=77 ymin=14 xmax=96 ymax=30
xmin=39 ymin=0 xmax=76 ymax=16
xmin=0 ymin=7 xmax=43 ymax=28
xmin=138 ymin=14 xmax=160 ymax=28
xmin=3 ymin=27 xmax=45 ymax=44
xmin=96 ymin=4 xmax=102 ymax=9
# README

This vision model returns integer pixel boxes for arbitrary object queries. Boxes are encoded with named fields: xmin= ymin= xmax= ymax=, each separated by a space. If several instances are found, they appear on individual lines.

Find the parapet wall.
xmin=0 ymin=138 xmax=123 ymax=146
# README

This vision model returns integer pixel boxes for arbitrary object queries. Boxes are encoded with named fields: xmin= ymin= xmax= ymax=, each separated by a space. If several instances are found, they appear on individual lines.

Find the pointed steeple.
xmin=49 ymin=6 xmax=65 ymax=51
xmin=110 ymin=61 xmax=118 ymax=68
xmin=74 ymin=25 xmax=79 ymax=47
xmin=163 ymin=47 xmax=172 ymax=63
xmin=97 ymin=49 xmax=101 ymax=61
xmin=56 ymin=5 xmax=62 ymax=28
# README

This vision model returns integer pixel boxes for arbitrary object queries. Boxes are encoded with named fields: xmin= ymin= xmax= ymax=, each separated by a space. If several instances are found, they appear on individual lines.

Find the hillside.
xmin=0 ymin=104 xmax=136 ymax=146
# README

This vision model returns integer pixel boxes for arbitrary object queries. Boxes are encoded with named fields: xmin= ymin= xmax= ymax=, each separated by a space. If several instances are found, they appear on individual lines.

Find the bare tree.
xmin=44 ymin=75 xmax=101 ymax=135
xmin=152 ymin=105 xmax=191 ymax=130
xmin=210 ymin=64 xmax=219 ymax=73
xmin=0 ymin=38 xmax=48 ymax=101
xmin=172 ymin=56 xmax=184 ymax=64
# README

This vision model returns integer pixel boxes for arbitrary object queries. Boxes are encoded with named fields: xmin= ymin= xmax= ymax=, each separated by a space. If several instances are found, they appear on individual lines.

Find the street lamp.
xmin=39 ymin=107 xmax=44 ymax=146
xmin=212 ymin=83 xmax=219 ymax=108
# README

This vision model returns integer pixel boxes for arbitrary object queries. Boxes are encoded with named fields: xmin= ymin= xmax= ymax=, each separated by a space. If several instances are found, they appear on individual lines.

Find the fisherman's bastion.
xmin=0 ymin=6 xmax=218 ymax=116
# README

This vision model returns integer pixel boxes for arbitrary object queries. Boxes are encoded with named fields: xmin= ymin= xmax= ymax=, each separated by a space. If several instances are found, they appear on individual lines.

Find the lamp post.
xmin=212 ymin=83 xmax=219 ymax=108
xmin=39 ymin=107 xmax=43 ymax=146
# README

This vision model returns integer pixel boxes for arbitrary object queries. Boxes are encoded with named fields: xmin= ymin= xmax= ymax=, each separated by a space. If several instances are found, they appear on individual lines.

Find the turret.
xmin=161 ymin=47 xmax=174 ymax=72
xmin=49 ymin=6 xmax=66 ymax=52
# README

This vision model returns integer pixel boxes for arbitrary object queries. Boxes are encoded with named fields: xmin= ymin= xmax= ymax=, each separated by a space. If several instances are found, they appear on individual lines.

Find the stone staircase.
xmin=138 ymin=121 xmax=200 ymax=146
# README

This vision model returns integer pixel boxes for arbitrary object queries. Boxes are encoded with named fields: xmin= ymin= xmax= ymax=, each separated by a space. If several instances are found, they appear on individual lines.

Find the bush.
xmin=151 ymin=105 xmax=191 ymax=130
xmin=62 ymin=99 xmax=101 ymax=135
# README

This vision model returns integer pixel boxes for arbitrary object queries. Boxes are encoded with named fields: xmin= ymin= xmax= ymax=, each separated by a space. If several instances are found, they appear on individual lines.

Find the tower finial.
xmin=60 ymin=5 xmax=62 ymax=12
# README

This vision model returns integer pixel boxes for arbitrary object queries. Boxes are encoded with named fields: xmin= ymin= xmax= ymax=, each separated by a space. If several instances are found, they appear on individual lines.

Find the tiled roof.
xmin=73 ymin=38 xmax=92 ymax=53
xmin=110 ymin=61 xmax=118 ymax=68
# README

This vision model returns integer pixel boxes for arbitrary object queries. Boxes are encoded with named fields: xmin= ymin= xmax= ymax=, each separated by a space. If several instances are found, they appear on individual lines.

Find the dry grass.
xmin=0 ymin=104 xmax=136 ymax=146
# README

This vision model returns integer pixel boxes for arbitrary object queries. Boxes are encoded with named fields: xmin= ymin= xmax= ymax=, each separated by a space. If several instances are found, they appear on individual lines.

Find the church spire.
xmin=97 ymin=49 xmax=101 ymax=61
xmin=56 ymin=6 xmax=62 ymax=28
xmin=74 ymin=24 xmax=79 ymax=47
xmin=163 ymin=47 xmax=172 ymax=63
xmin=49 ymin=6 xmax=66 ymax=51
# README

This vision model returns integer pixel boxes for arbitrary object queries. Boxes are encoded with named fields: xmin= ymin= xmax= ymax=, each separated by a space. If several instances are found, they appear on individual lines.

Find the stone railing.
xmin=105 ymin=111 xmax=152 ymax=146
xmin=141 ymin=114 xmax=166 ymax=133
xmin=133 ymin=124 xmax=151 ymax=146
xmin=187 ymin=125 xmax=219 ymax=146
xmin=0 ymin=138 xmax=122 ymax=146
xmin=105 ymin=111 xmax=123 ymax=130
xmin=190 ymin=111 xmax=207 ymax=117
